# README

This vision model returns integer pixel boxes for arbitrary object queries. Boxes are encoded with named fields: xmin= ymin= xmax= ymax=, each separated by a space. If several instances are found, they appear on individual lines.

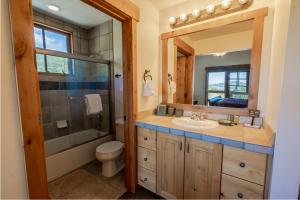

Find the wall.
xmin=269 ymin=0 xmax=300 ymax=198
xmin=1 ymin=0 xmax=29 ymax=198
xmin=159 ymin=0 xmax=275 ymax=118
xmin=194 ymin=50 xmax=251 ymax=104
xmin=131 ymin=0 xmax=160 ymax=112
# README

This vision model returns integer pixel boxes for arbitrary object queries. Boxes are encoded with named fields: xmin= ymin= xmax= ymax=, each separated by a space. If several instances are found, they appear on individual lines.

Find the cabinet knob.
xmin=144 ymin=137 xmax=148 ymax=141
xmin=237 ymin=192 xmax=244 ymax=198
xmin=144 ymin=157 xmax=148 ymax=161
xmin=240 ymin=162 xmax=246 ymax=168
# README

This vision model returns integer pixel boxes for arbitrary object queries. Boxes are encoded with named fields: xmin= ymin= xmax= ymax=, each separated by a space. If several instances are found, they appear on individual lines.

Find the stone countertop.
xmin=136 ymin=115 xmax=275 ymax=155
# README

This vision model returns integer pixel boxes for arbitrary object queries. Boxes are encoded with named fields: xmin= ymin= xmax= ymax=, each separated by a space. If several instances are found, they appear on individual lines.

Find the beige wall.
xmin=131 ymin=0 xmax=160 ymax=112
xmin=1 ymin=0 xmax=29 ymax=198
xmin=159 ymin=0 xmax=275 ymax=119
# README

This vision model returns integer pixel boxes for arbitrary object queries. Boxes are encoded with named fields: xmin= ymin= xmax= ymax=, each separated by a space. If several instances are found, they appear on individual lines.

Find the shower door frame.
xmin=8 ymin=0 xmax=140 ymax=198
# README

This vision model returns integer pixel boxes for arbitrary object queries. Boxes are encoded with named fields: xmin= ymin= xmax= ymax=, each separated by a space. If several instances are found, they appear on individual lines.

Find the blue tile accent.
xmin=244 ymin=143 xmax=274 ymax=155
xmin=135 ymin=122 xmax=146 ymax=128
xmin=156 ymin=126 xmax=169 ymax=133
xmin=170 ymin=128 xmax=185 ymax=136
xmin=221 ymin=138 xmax=244 ymax=148
xmin=144 ymin=124 xmax=157 ymax=131
xmin=185 ymin=131 xmax=202 ymax=140
xmin=202 ymin=135 xmax=221 ymax=144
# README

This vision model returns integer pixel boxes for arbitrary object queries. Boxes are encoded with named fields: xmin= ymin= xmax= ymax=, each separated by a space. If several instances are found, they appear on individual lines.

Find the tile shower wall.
xmin=33 ymin=10 xmax=113 ymax=141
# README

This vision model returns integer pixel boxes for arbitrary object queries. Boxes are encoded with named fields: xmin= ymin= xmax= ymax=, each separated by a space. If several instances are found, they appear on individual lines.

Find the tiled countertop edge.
xmin=136 ymin=121 xmax=274 ymax=155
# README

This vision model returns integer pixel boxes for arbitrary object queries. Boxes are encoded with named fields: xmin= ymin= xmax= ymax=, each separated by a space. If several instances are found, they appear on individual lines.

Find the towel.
xmin=85 ymin=94 xmax=103 ymax=115
xmin=143 ymin=80 xmax=154 ymax=96
xmin=169 ymin=81 xmax=176 ymax=94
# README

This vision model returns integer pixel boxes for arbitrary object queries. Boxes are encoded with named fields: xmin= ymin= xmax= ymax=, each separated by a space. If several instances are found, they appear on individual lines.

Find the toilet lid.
xmin=96 ymin=141 xmax=124 ymax=154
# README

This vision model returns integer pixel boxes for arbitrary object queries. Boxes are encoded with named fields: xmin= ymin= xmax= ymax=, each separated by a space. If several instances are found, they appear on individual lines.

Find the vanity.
xmin=136 ymin=115 xmax=274 ymax=199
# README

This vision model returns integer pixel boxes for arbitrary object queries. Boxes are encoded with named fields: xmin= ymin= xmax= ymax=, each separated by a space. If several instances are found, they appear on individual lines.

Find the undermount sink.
xmin=171 ymin=117 xmax=219 ymax=130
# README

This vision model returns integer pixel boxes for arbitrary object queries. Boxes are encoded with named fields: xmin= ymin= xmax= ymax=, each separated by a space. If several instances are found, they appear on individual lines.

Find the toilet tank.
xmin=115 ymin=118 xmax=124 ymax=142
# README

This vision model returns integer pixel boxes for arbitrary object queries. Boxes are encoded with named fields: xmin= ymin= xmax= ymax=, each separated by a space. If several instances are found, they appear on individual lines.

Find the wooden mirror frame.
xmin=161 ymin=8 xmax=268 ymax=115
xmin=9 ymin=0 xmax=139 ymax=198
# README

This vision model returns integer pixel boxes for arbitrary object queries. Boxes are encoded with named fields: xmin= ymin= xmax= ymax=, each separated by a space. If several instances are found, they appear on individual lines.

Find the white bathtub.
xmin=45 ymin=129 xmax=112 ymax=182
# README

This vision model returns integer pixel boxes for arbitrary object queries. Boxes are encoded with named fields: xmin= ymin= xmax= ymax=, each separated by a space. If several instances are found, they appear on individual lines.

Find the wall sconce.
xmin=239 ymin=0 xmax=249 ymax=5
xmin=179 ymin=13 xmax=188 ymax=22
xmin=206 ymin=4 xmax=215 ymax=15
xmin=192 ymin=9 xmax=200 ymax=19
xmin=169 ymin=17 xmax=176 ymax=25
xmin=221 ymin=0 xmax=232 ymax=10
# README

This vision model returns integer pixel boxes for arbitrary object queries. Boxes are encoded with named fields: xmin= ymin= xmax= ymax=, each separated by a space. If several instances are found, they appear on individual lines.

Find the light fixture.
xmin=238 ymin=0 xmax=249 ymax=5
xmin=206 ymin=4 xmax=215 ymax=15
xmin=179 ymin=13 xmax=188 ymax=22
xmin=169 ymin=17 xmax=177 ymax=25
xmin=221 ymin=0 xmax=232 ymax=10
xmin=212 ymin=52 xmax=227 ymax=57
xmin=47 ymin=4 xmax=60 ymax=12
xmin=192 ymin=9 xmax=200 ymax=19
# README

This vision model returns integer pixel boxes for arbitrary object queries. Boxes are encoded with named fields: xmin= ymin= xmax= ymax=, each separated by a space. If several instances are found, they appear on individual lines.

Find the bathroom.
xmin=2 ymin=0 xmax=300 ymax=199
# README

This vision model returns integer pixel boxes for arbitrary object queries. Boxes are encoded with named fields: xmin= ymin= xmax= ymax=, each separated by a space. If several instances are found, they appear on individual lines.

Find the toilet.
xmin=96 ymin=118 xmax=124 ymax=177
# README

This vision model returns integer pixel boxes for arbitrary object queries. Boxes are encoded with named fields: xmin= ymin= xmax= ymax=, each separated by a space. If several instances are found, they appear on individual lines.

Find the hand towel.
xmin=143 ymin=80 xmax=154 ymax=96
xmin=85 ymin=94 xmax=103 ymax=115
xmin=169 ymin=81 xmax=177 ymax=94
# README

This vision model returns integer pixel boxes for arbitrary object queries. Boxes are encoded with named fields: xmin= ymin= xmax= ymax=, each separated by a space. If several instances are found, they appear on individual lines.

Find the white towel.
xmin=85 ymin=94 xmax=103 ymax=115
xmin=143 ymin=80 xmax=154 ymax=96
xmin=169 ymin=81 xmax=176 ymax=94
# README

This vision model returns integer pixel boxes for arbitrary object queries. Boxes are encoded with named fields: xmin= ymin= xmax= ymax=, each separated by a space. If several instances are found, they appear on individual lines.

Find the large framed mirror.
xmin=161 ymin=8 xmax=268 ymax=114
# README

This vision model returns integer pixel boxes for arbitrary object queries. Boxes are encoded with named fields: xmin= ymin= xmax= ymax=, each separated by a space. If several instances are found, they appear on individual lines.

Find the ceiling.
xmin=32 ymin=0 xmax=112 ymax=29
xmin=181 ymin=20 xmax=254 ymax=42
xmin=149 ymin=0 xmax=188 ymax=10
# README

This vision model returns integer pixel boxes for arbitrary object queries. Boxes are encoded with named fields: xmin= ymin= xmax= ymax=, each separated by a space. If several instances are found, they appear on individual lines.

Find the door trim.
xmin=8 ymin=0 xmax=139 ymax=198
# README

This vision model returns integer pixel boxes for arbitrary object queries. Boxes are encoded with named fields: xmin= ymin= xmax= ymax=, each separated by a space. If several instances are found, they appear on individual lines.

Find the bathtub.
xmin=45 ymin=129 xmax=112 ymax=182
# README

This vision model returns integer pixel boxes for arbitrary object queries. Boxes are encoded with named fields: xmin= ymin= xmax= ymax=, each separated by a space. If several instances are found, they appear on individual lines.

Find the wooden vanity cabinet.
xmin=184 ymin=138 xmax=222 ymax=199
xmin=157 ymin=132 xmax=185 ymax=199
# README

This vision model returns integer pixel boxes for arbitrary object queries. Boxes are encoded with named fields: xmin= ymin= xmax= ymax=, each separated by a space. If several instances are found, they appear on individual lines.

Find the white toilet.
xmin=96 ymin=118 xmax=124 ymax=177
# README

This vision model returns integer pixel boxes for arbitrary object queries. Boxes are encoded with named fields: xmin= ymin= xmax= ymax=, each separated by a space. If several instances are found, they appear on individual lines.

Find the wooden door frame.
xmin=8 ymin=0 xmax=139 ymax=198
xmin=173 ymin=37 xmax=195 ymax=104
xmin=161 ymin=7 xmax=268 ymax=115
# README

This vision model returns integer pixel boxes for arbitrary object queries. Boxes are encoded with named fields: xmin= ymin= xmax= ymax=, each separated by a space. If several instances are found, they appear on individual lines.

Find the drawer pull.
xmin=180 ymin=141 xmax=183 ymax=151
xmin=144 ymin=157 xmax=148 ymax=161
xmin=239 ymin=162 xmax=246 ymax=168
xmin=140 ymin=177 xmax=148 ymax=182
xmin=144 ymin=137 xmax=148 ymax=141
xmin=237 ymin=192 xmax=244 ymax=199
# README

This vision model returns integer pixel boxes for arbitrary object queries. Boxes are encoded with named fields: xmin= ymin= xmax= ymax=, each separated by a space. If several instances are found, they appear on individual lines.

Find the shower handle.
xmin=115 ymin=74 xmax=122 ymax=78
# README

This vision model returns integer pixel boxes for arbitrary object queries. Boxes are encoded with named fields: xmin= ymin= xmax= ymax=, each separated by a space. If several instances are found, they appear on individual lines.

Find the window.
xmin=206 ymin=65 xmax=250 ymax=104
xmin=34 ymin=24 xmax=73 ymax=74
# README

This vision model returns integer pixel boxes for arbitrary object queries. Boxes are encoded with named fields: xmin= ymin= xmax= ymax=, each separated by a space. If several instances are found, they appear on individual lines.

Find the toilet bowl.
xmin=96 ymin=141 xmax=124 ymax=177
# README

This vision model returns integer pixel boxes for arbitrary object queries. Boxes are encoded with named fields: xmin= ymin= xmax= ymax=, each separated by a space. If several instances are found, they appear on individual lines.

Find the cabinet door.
xmin=184 ymin=138 xmax=222 ymax=199
xmin=157 ymin=132 xmax=185 ymax=199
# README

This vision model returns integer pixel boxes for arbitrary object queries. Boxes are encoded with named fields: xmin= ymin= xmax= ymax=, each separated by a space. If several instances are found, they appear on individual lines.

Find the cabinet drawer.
xmin=138 ymin=165 xmax=156 ymax=193
xmin=223 ymin=146 xmax=267 ymax=185
xmin=137 ymin=127 xmax=156 ymax=150
xmin=138 ymin=147 xmax=156 ymax=171
xmin=221 ymin=174 xmax=264 ymax=199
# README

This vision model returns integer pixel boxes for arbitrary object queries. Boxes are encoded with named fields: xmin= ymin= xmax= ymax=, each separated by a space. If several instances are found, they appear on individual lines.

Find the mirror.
xmin=166 ymin=20 xmax=254 ymax=109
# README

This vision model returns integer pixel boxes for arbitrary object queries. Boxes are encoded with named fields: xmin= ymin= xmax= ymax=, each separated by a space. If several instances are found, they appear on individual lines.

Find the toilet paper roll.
xmin=56 ymin=120 xmax=68 ymax=129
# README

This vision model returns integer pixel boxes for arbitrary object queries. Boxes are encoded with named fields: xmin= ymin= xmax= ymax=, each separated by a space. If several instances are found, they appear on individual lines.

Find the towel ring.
xmin=143 ymin=69 xmax=153 ymax=82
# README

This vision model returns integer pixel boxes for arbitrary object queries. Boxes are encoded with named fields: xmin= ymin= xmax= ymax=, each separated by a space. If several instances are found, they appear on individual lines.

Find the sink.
xmin=171 ymin=117 xmax=219 ymax=130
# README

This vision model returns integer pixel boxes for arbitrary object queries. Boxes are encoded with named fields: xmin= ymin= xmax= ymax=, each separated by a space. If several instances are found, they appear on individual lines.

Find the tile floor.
xmin=48 ymin=160 xmax=127 ymax=199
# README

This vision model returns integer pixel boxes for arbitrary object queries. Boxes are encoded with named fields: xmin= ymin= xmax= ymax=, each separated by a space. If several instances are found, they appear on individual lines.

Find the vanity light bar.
xmin=168 ymin=0 xmax=252 ymax=28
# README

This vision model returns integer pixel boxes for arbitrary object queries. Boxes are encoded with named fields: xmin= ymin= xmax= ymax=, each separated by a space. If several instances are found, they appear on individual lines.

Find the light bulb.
xmin=180 ymin=13 xmax=188 ymax=22
xmin=169 ymin=17 xmax=176 ymax=25
xmin=221 ymin=0 xmax=232 ymax=10
xmin=239 ymin=0 xmax=249 ymax=5
xmin=192 ymin=9 xmax=200 ymax=19
xmin=47 ymin=5 xmax=60 ymax=12
xmin=206 ymin=4 xmax=215 ymax=15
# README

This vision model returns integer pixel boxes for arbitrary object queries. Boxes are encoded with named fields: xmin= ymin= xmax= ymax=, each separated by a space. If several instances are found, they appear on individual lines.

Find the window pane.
xmin=230 ymin=72 xmax=237 ymax=79
xmin=36 ymin=54 xmax=46 ymax=72
xmin=34 ymin=27 xmax=44 ymax=48
xmin=208 ymin=72 xmax=225 ymax=91
xmin=230 ymin=86 xmax=247 ymax=93
xmin=44 ymin=30 xmax=68 ymax=52
xmin=46 ymin=55 xmax=70 ymax=74
xmin=239 ymin=72 xmax=247 ymax=79
xmin=231 ymin=94 xmax=248 ymax=99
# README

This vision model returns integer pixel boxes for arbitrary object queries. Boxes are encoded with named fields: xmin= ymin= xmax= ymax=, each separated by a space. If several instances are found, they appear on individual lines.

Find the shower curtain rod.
xmin=35 ymin=48 xmax=111 ymax=64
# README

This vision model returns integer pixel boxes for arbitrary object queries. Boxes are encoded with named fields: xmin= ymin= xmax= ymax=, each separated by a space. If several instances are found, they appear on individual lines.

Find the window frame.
xmin=205 ymin=65 xmax=250 ymax=105
xmin=34 ymin=22 xmax=74 ymax=75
